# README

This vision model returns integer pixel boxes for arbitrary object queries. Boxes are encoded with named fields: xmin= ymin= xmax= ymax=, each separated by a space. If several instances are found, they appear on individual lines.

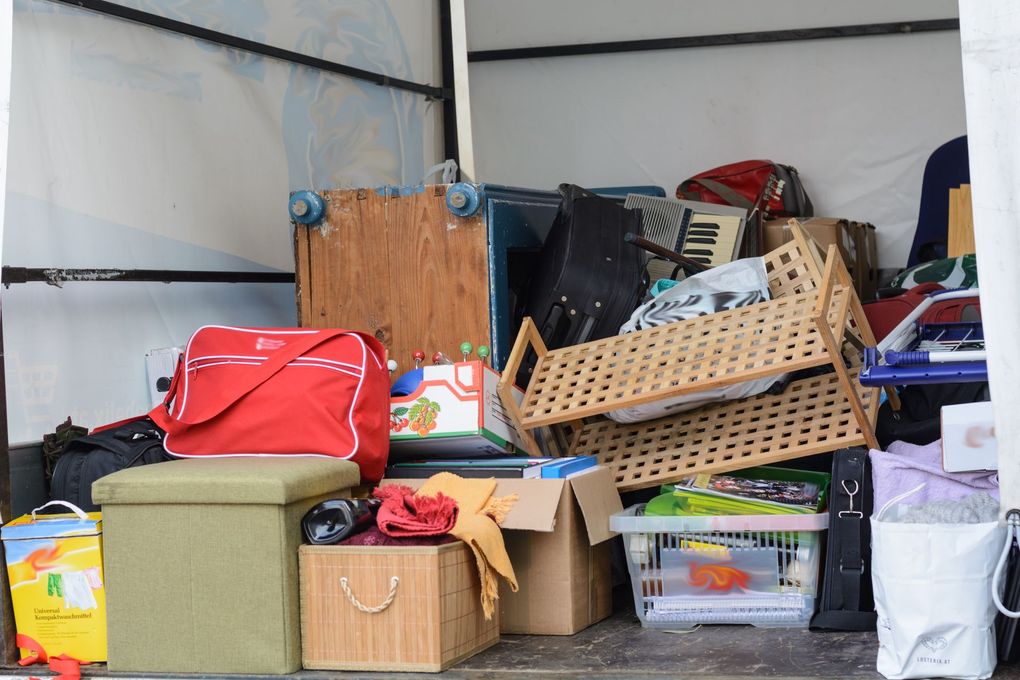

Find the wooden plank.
xmin=296 ymin=187 xmax=490 ymax=375
xmin=293 ymin=218 xmax=313 ymax=326
xmin=949 ymin=184 xmax=976 ymax=257
xmin=298 ymin=189 xmax=394 ymax=345
xmin=384 ymin=186 xmax=489 ymax=370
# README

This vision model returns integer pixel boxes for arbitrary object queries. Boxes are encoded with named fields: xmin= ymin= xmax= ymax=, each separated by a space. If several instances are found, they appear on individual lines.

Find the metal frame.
xmin=468 ymin=19 xmax=959 ymax=62
xmin=438 ymin=0 xmax=459 ymax=173
xmin=2 ymin=267 xmax=295 ymax=287
xmin=46 ymin=0 xmax=450 ymax=100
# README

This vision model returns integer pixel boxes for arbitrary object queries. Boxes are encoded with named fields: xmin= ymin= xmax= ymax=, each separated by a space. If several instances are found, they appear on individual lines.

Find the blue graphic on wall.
xmin=282 ymin=0 xmax=424 ymax=188
xmin=16 ymin=0 xmax=425 ymax=188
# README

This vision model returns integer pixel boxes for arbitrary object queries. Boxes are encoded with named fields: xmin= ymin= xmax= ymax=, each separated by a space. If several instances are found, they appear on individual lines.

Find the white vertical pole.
xmin=449 ymin=0 xmax=475 ymax=181
xmin=958 ymin=0 xmax=1020 ymax=518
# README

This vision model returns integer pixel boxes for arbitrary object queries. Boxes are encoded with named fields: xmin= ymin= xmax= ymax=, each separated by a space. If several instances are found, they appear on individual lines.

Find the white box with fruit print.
xmin=388 ymin=360 xmax=533 ymax=457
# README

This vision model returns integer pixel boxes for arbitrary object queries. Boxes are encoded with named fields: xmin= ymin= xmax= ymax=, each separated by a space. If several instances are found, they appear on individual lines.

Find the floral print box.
xmin=389 ymin=361 xmax=532 ymax=457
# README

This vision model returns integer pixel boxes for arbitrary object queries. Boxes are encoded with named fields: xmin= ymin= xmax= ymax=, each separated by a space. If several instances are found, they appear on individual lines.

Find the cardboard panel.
xmin=567 ymin=467 xmax=623 ymax=545
xmin=763 ymin=217 xmax=877 ymax=300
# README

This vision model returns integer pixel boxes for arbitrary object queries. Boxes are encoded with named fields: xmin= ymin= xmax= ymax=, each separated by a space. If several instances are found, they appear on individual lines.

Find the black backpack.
xmin=50 ymin=418 xmax=171 ymax=512
xmin=876 ymin=382 xmax=990 ymax=449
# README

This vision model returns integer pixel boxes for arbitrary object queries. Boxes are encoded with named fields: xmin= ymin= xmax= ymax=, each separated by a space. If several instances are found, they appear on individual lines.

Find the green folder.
xmin=645 ymin=466 xmax=830 ymax=517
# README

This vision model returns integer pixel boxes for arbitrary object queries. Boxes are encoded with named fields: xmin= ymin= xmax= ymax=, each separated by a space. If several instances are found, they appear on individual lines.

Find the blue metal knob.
xmin=446 ymin=183 xmax=481 ymax=217
xmin=289 ymin=191 xmax=325 ymax=225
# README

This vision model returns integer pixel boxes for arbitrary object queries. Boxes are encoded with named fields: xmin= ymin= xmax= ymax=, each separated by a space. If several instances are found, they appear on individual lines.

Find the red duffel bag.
xmin=148 ymin=326 xmax=390 ymax=482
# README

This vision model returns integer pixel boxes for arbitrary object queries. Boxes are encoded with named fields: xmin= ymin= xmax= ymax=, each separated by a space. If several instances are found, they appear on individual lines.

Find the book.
xmin=677 ymin=472 xmax=821 ymax=510
xmin=652 ymin=466 xmax=829 ymax=516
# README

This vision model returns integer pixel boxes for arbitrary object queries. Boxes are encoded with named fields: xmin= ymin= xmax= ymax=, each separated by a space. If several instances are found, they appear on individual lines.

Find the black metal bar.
xmin=624 ymin=232 xmax=707 ymax=275
xmin=468 ymin=18 xmax=959 ymax=62
xmin=438 ymin=0 xmax=459 ymax=177
xmin=50 ymin=0 xmax=450 ymax=100
xmin=2 ymin=267 xmax=296 ymax=287
xmin=0 ymin=304 xmax=17 ymax=666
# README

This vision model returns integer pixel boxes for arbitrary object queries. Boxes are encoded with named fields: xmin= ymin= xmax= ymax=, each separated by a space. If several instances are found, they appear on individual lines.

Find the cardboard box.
xmin=1 ymin=504 xmax=107 ymax=662
xmin=764 ymin=218 xmax=878 ymax=300
xmin=299 ymin=542 xmax=499 ymax=672
xmin=858 ymin=222 xmax=878 ymax=301
xmin=384 ymin=466 xmax=623 ymax=635
xmin=942 ymin=401 xmax=998 ymax=472
xmin=390 ymin=360 xmax=532 ymax=457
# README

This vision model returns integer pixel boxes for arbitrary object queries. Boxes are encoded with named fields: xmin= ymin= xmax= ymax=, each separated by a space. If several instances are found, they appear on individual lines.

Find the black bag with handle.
xmin=515 ymin=184 xmax=646 ymax=387
xmin=811 ymin=447 xmax=877 ymax=631
xmin=50 ymin=417 xmax=171 ymax=512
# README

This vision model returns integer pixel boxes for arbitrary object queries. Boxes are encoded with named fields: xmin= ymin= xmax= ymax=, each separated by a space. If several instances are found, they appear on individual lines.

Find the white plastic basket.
xmin=610 ymin=505 xmax=828 ymax=629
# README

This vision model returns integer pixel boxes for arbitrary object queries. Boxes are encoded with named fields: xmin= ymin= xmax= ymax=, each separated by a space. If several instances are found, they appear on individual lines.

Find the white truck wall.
xmin=466 ymin=0 xmax=965 ymax=268
xmin=4 ymin=0 xmax=442 ymax=442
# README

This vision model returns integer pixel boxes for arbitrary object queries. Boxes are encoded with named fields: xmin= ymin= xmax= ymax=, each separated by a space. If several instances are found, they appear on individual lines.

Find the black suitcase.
xmin=811 ymin=447 xmax=877 ymax=631
xmin=515 ymin=184 xmax=645 ymax=386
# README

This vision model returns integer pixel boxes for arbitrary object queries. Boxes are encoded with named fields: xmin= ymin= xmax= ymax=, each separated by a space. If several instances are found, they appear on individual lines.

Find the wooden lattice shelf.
xmin=498 ymin=221 xmax=881 ymax=490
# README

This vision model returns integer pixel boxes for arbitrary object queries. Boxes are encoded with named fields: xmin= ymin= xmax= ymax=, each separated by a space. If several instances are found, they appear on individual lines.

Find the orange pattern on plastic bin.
xmin=9 ymin=544 xmax=64 ymax=586
xmin=688 ymin=563 xmax=751 ymax=592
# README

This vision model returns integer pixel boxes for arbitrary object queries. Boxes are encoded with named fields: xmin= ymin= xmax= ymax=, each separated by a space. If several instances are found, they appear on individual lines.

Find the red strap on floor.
xmin=17 ymin=634 xmax=48 ymax=666
xmin=16 ymin=634 xmax=90 ymax=679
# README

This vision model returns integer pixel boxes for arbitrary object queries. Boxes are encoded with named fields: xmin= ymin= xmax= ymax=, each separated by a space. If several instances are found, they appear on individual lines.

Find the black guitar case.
xmin=811 ymin=447 xmax=877 ymax=631
xmin=515 ymin=184 xmax=646 ymax=387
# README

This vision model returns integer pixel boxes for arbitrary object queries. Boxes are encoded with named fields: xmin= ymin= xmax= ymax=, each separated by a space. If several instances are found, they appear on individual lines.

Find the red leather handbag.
xmin=148 ymin=326 xmax=390 ymax=482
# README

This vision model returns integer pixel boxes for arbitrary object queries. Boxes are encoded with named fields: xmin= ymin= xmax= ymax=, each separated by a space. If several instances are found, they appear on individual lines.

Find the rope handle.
xmin=993 ymin=510 xmax=1020 ymax=618
xmin=339 ymin=576 xmax=399 ymax=614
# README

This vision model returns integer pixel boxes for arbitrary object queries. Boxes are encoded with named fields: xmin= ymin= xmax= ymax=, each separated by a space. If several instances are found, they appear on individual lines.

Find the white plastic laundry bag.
xmin=871 ymin=493 xmax=1004 ymax=680
xmin=607 ymin=257 xmax=787 ymax=423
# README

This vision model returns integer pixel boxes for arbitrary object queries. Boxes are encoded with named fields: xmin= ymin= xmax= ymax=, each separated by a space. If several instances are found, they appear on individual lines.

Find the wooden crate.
xmin=299 ymin=542 xmax=499 ymax=673
xmin=498 ymin=221 xmax=882 ymax=489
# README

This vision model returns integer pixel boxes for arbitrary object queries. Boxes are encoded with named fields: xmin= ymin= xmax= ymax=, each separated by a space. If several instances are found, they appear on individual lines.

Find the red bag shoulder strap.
xmin=678 ymin=177 xmax=753 ymax=209
xmin=149 ymin=329 xmax=378 ymax=433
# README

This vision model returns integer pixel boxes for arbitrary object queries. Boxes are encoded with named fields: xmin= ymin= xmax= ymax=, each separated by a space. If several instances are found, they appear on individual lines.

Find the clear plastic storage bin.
xmin=610 ymin=505 xmax=828 ymax=629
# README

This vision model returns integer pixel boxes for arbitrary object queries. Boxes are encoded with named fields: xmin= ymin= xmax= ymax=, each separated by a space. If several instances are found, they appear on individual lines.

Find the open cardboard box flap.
xmin=381 ymin=466 xmax=622 ymax=543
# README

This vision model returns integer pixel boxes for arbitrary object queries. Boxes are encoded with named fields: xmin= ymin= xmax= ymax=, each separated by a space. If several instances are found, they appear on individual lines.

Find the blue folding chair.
xmin=907 ymin=135 xmax=970 ymax=267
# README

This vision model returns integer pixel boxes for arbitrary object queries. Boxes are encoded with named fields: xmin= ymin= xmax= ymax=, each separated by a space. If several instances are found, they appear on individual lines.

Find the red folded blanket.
xmin=373 ymin=484 xmax=458 ymax=537
xmin=341 ymin=526 xmax=458 ymax=547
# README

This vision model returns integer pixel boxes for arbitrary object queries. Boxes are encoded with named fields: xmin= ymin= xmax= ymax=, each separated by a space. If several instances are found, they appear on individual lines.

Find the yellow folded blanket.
xmin=416 ymin=472 xmax=518 ymax=619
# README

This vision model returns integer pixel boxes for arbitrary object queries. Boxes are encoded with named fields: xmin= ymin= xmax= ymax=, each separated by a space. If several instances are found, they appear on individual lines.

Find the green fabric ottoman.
xmin=92 ymin=457 xmax=360 ymax=675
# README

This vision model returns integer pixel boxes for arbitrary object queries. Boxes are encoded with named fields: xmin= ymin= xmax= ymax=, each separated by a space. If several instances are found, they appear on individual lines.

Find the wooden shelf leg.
xmin=497 ymin=317 xmax=543 ymax=456
xmin=884 ymin=385 xmax=902 ymax=411
xmin=815 ymin=314 xmax=880 ymax=451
